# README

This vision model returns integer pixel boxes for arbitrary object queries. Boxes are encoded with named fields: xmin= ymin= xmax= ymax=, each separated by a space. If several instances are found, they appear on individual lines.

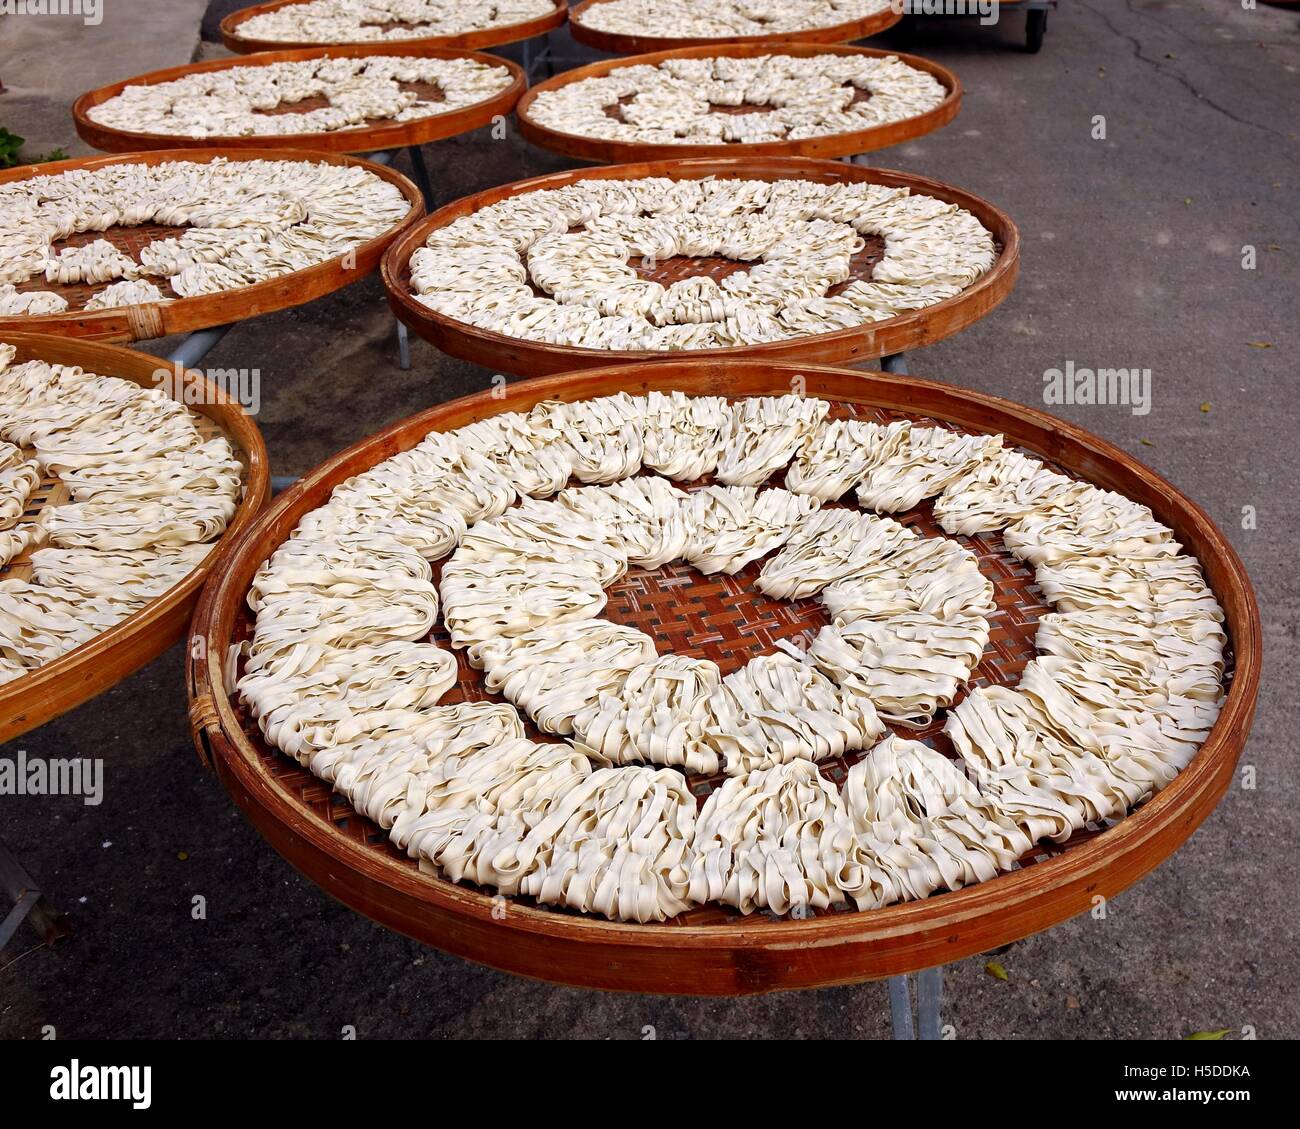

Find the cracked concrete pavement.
xmin=0 ymin=0 xmax=1296 ymax=1039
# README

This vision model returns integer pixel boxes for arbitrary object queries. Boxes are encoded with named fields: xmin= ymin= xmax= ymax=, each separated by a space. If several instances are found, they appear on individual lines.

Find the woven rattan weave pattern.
xmin=218 ymin=397 xmax=1207 ymax=928
xmin=14 ymin=223 xmax=190 ymax=312
xmin=254 ymin=78 xmax=447 ymax=119
xmin=0 ymin=412 xmax=242 ymax=583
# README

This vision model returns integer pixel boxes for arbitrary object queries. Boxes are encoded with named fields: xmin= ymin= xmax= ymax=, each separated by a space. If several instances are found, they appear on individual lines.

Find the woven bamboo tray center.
xmin=604 ymin=86 xmax=871 ymax=125
xmin=253 ymin=79 xmax=446 ymax=120
xmin=605 ymin=557 xmax=829 ymax=676
xmin=361 ymin=19 xmax=424 ymax=33
xmin=630 ymin=233 xmax=885 ymax=290
xmin=18 ymin=222 xmax=190 ymax=309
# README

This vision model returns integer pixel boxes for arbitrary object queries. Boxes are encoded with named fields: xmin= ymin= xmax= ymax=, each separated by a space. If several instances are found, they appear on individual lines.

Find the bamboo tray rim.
xmin=221 ymin=0 xmax=568 ymax=54
xmin=0 ymin=332 xmax=271 ymax=744
xmin=72 ymin=43 xmax=528 ymax=156
xmin=514 ymin=42 xmax=962 ymax=163
xmin=568 ymin=0 xmax=903 ymax=54
xmin=187 ymin=359 xmax=1261 ymax=993
xmin=0 ymin=147 xmax=424 ymax=344
xmin=380 ymin=155 xmax=1019 ymax=377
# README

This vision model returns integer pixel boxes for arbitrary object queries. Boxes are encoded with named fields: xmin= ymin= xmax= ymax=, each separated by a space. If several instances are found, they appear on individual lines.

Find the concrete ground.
xmin=0 ymin=1 xmax=1297 ymax=1039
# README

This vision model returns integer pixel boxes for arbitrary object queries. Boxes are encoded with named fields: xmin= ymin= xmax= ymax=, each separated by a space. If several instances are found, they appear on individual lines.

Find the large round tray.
xmin=73 ymin=44 xmax=527 ymax=156
xmin=0 ymin=148 xmax=423 ymax=344
xmin=381 ymin=156 xmax=1019 ymax=376
xmin=1 ymin=333 xmax=270 ymax=744
xmin=221 ymin=0 xmax=568 ymax=54
xmin=516 ymin=43 xmax=960 ymax=164
xmin=187 ymin=360 xmax=1260 ymax=995
xmin=569 ymin=0 xmax=902 ymax=54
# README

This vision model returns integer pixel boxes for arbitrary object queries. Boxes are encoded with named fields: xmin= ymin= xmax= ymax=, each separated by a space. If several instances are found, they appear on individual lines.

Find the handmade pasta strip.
xmin=700 ymin=652 xmax=886 ymax=776
xmin=840 ymin=736 xmax=1032 ymax=908
xmin=682 ymin=484 xmax=820 ymax=574
xmin=475 ymin=619 xmax=658 ymax=735
xmin=714 ymin=394 xmax=830 ymax=486
xmin=855 ymin=424 xmax=1002 ymax=512
xmin=689 ymin=758 xmax=859 ymax=916
xmin=572 ymin=653 xmax=723 ymax=774
xmin=556 ymin=475 xmax=690 ymax=568
xmin=757 ymin=507 xmax=913 ymax=599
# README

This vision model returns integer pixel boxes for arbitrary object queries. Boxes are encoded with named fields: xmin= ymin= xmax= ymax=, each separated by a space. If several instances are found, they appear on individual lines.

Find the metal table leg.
xmin=165 ymin=323 xmax=234 ymax=369
xmin=887 ymin=966 xmax=946 ymax=1040
xmin=888 ymin=975 xmax=916 ymax=1039
xmin=366 ymin=147 xmax=428 ymax=369
xmin=917 ymin=965 xmax=943 ymax=1040
xmin=404 ymin=145 xmax=434 ymax=208
xmin=0 ymin=839 xmax=69 ymax=952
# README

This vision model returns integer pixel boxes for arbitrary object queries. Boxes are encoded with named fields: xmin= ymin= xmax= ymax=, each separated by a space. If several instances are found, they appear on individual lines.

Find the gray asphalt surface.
xmin=0 ymin=0 xmax=1296 ymax=1040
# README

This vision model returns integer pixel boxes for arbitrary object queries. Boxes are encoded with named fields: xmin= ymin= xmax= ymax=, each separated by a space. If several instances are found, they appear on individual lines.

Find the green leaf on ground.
xmin=0 ymin=128 xmax=24 ymax=169
xmin=984 ymin=961 xmax=1009 ymax=982
xmin=1184 ymin=1029 xmax=1230 ymax=1041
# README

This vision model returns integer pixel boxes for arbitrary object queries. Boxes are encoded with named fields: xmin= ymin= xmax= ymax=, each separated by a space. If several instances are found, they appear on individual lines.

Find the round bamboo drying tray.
xmin=568 ymin=0 xmax=903 ymax=54
xmin=381 ymin=156 xmax=1019 ymax=377
xmin=73 ymin=44 xmax=527 ymax=156
xmin=221 ymin=0 xmax=568 ymax=54
xmin=1 ymin=333 xmax=270 ymax=745
xmin=187 ymin=359 xmax=1261 ymax=995
xmin=0 ymin=148 xmax=424 ymax=344
xmin=516 ymin=43 xmax=960 ymax=164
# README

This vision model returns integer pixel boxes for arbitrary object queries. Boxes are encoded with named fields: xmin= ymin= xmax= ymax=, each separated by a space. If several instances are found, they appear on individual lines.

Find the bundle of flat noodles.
xmin=450 ymin=410 xmax=572 ymax=499
xmin=689 ymin=757 xmax=859 ymax=915
xmin=474 ymin=618 xmax=659 ymax=735
xmin=530 ymin=394 xmax=644 ymax=483
xmin=452 ymin=494 xmax=628 ymax=584
xmin=757 ymin=508 xmax=913 ymax=600
xmin=933 ymin=448 xmax=1088 ymax=536
xmin=572 ymin=653 xmax=724 ymax=774
xmin=238 ymin=640 xmax=459 ymax=761
xmin=682 ymin=484 xmax=820 ymax=574
xmin=28 ymin=544 xmax=206 ymax=602
xmin=1002 ymin=486 xmax=1179 ymax=567
xmin=786 ymin=416 xmax=911 ymax=501
xmin=714 ymin=394 xmax=829 ymax=486
xmin=855 ymin=423 xmax=1002 ymax=512
xmin=440 ymin=556 xmax=607 ymax=657
xmin=640 ymin=390 xmax=729 ymax=480
xmin=437 ymin=765 xmax=698 ymax=923
xmin=0 ymin=441 xmax=41 ymax=527
xmin=839 ymin=735 xmax=1031 ymax=908
xmin=310 ymin=700 xmax=523 ymax=791
xmin=556 ymin=475 xmax=690 ymax=569
xmin=700 ymin=652 xmax=886 ymax=776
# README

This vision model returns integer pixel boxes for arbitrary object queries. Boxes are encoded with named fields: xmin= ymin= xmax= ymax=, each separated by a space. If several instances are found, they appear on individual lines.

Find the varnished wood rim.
xmin=221 ymin=0 xmax=568 ymax=54
xmin=0 ymin=333 xmax=270 ymax=744
xmin=188 ymin=360 xmax=1261 ymax=995
xmin=569 ymin=0 xmax=903 ymax=54
xmin=380 ymin=156 xmax=1019 ymax=376
xmin=515 ymin=42 xmax=961 ymax=164
xmin=73 ymin=44 xmax=528 ymax=156
xmin=0 ymin=148 xmax=424 ymax=343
